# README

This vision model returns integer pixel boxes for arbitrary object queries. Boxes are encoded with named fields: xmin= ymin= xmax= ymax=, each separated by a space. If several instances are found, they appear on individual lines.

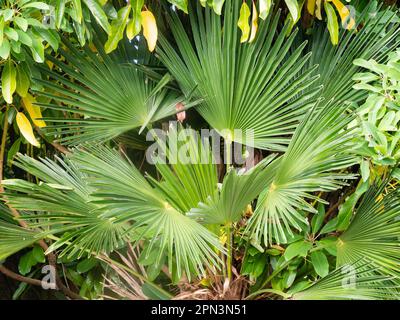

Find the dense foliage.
xmin=0 ymin=0 xmax=400 ymax=300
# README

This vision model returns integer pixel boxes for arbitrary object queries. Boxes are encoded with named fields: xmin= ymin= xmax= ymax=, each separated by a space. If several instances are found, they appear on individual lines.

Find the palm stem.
xmin=226 ymin=223 xmax=233 ymax=281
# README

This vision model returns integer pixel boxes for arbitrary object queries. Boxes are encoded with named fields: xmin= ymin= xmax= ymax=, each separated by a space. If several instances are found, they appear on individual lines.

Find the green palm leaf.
xmin=33 ymin=37 xmax=189 ymax=145
xmin=246 ymin=100 xmax=357 ymax=246
xmin=292 ymin=262 xmax=399 ymax=300
xmin=70 ymin=145 xmax=225 ymax=279
xmin=0 ymin=204 xmax=39 ymax=261
xmin=307 ymin=3 xmax=400 ymax=103
xmin=158 ymin=0 xmax=321 ymax=151
xmin=1 ymin=154 xmax=128 ymax=258
xmin=337 ymin=183 xmax=400 ymax=278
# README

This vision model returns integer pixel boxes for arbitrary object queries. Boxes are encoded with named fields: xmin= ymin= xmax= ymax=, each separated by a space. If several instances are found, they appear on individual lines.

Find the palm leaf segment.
xmin=307 ymin=3 xmax=400 ymax=104
xmin=158 ymin=1 xmax=321 ymax=151
xmin=292 ymin=262 xmax=399 ymax=300
xmin=0 ymin=204 xmax=39 ymax=261
xmin=246 ymin=100 xmax=357 ymax=246
xmin=1 ymin=154 xmax=128 ymax=259
xmin=147 ymin=125 xmax=278 ymax=226
xmin=337 ymin=183 xmax=400 ymax=280
xmin=1 ymin=142 xmax=226 ymax=279
xmin=34 ymin=37 xmax=186 ymax=145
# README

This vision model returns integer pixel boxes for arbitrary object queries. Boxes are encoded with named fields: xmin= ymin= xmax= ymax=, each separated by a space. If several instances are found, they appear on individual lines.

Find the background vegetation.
xmin=0 ymin=0 xmax=400 ymax=300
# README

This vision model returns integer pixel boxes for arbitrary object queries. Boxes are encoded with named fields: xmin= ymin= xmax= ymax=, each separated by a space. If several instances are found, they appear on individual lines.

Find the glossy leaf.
xmin=16 ymin=112 xmax=40 ymax=147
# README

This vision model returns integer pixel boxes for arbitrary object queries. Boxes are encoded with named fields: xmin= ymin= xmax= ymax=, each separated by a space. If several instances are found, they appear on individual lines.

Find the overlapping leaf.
xmin=158 ymin=0 xmax=321 ymax=151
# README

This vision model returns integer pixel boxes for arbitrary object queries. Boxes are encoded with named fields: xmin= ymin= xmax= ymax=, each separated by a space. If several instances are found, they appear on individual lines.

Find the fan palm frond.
xmin=33 ymin=37 xmax=188 ymax=145
xmin=148 ymin=125 xmax=278 ymax=225
xmin=1 ymin=154 xmax=128 ymax=258
xmin=189 ymin=154 xmax=277 ymax=225
xmin=307 ymin=3 xmax=400 ymax=103
xmin=70 ymin=145 xmax=225 ymax=280
xmin=0 ymin=222 xmax=39 ymax=261
xmin=292 ymin=262 xmax=400 ymax=300
xmin=246 ymin=100 xmax=357 ymax=246
xmin=337 ymin=183 xmax=400 ymax=278
xmin=158 ymin=0 xmax=321 ymax=151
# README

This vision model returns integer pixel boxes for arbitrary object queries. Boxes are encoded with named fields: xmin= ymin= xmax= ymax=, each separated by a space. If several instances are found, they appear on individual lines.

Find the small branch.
xmin=0 ymin=265 xmax=42 ymax=287
xmin=34 ymin=127 xmax=70 ymax=155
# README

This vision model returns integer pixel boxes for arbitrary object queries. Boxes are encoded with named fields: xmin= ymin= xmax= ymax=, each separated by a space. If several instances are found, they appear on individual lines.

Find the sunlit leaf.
xmin=141 ymin=10 xmax=158 ymax=52
xmin=16 ymin=112 xmax=40 ymax=147
xmin=238 ymin=2 xmax=251 ymax=43
xmin=1 ymin=60 xmax=16 ymax=104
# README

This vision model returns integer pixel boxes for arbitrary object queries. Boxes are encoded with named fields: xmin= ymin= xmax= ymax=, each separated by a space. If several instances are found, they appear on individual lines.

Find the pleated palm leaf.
xmin=292 ymin=262 xmax=399 ymax=300
xmin=1 ymin=154 xmax=128 ymax=258
xmin=337 ymin=183 xmax=400 ymax=279
xmin=158 ymin=0 xmax=321 ymax=151
xmin=306 ymin=3 xmax=400 ymax=104
xmin=34 ymin=36 xmax=189 ymax=145
xmin=0 ymin=204 xmax=39 ymax=261
xmin=246 ymin=100 xmax=357 ymax=246
xmin=146 ymin=125 xmax=278 ymax=225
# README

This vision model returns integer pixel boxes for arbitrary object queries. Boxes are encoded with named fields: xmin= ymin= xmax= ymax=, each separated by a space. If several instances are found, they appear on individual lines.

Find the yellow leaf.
xmin=16 ymin=112 xmax=40 ymax=147
xmin=307 ymin=0 xmax=316 ymax=15
xmin=249 ymin=2 xmax=258 ymax=43
xmin=238 ymin=2 xmax=251 ymax=43
xmin=22 ymin=94 xmax=46 ymax=128
xmin=329 ymin=0 xmax=355 ymax=30
xmin=315 ymin=0 xmax=322 ymax=20
xmin=141 ymin=10 xmax=157 ymax=52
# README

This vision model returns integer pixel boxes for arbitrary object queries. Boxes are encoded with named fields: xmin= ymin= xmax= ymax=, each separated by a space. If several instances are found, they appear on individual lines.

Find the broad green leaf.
xmin=336 ymin=180 xmax=369 ymax=231
xmin=32 ymin=246 xmax=45 ymax=263
xmin=21 ymin=2 xmax=50 ymax=10
xmin=15 ymin=30 xmax=32 ymax=46
xmin=7 ymin=137 xmax=21 ymax=166
xmin=238 ymin=2 xmax=250 ymax=43
xmin=259 ymin=0 xmax=272 ymax=20
xmin=285 ymin=0 xmax=300 ymax=22
xmin=18 ymin=251 xmax=35 ymax=275
xmin=83 ymin=0 xmax=111 ymax=34
xmin=352 ymin=72 xmax=380 ymax=83
xmin=104 ymin=5 xmax=130 ymax=54
xmin=55 ymin=0 xmax=67 ymax=29
xmin=213 ymin=0 xmax=225 ymax=15
xmin=71 ymin=0 xmax=83 ymax=23
xmin=16 ymin=64 xmax=30 ymax=97
xmin=0 ymin=37 xmax=10 ymax=59
xmin=168 ymin=0 xmax=188 ymax=13
xmin=0 ymin=16 xmax=4 ymax=46
xmin=360 ymin=159 xmax=370 ymax=182
xmin=77 ymin=257 xmax=98 ymax=273
xmin=311 ymin=203 xmax=325 ymax=234
xmin=127 ymin=0 xmax=144 ymax=40
xmin=325 ymin=1 xmax=339 ymax=45
xmin=33 ymin=27 xmax=60 ymax=51
xmin=29 ymin=34 xmax=44 ymax=63
xmin=2 ymin=9 xmax=14 ymax=21
xmin=2 ymin=60 xmax=16 ymax=104
xmin=14 ymin=17 xmax=28 ymax=32
xmin=4 ymin=27 xmax=18 ymax=41
xmin=320 ymin=217 xmax=338 ymax=234
xmin=310 ymin=251 xmax=329 ymax=277
xmin=284 ymin=240 xmax=312 ymax=261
